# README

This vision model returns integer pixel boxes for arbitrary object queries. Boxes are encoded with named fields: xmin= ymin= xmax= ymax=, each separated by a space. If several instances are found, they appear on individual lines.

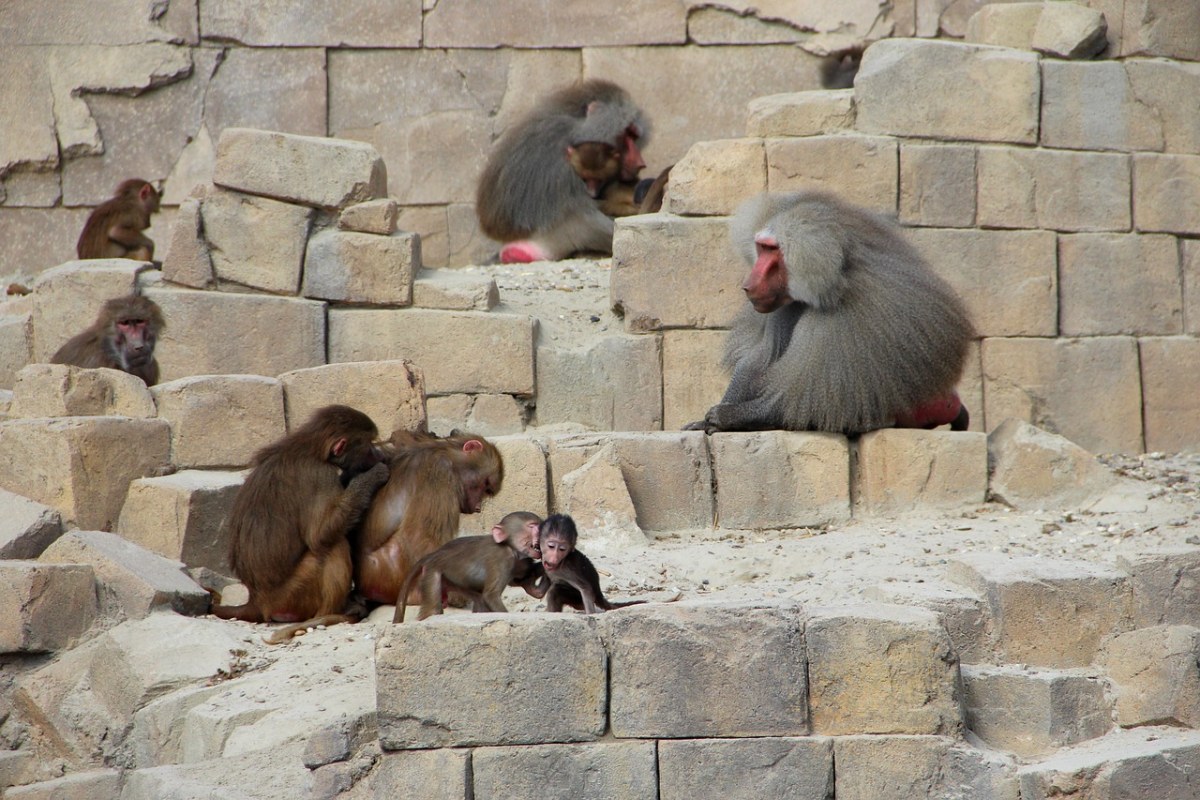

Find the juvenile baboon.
xmin=76 ymin=178 xmax=161 ymax=261
xmin=537 ymin=514 xmax=643 ymax=614
xmin=50 ymin=294 xmax=165 ymax=385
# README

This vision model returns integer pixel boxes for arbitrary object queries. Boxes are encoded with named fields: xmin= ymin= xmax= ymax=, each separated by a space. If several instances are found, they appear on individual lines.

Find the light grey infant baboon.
xmin=685 ymin=191 xmax=975 ymax=435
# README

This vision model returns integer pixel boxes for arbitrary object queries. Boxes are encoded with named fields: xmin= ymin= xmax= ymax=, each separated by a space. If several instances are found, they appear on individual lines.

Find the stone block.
xmin=987 ymin=419 xmax=1117 ymax=511
xmin=976 ymin=148 xmax=1131 ymax=232
xmin=0 ymin=1 xmax=197 ymax=45
xmin=835 ymin=735 xmax=1019 ymax=800
xmin=425 ymin=0 xmax=685 ymax=46
xmin=201 ymin=0 xmax=420 ymax=46
xmin=854 ymin=429 xmax=988 ymax=515
xmin=329 ymin=309 xmax=535 ymax=395
xmin=161 ymin=196 xmax=214 ymax=289
xmin=1135 ymin=154 xmax=1200 ymax=235
xmin=662 ymin=329 xmax=729 ymax=431
xmin=807 ymin=604 xmax=962 ymax=736
xmin=213 ymin=128 xmax=387 ymax=210
xmin=899 ymin=143 xmax=976 ymax=228
xmin=0 ymin=416 xmax=170 ymax=530
xmin=1186 ymin=241 xmax=1200 ymax=337
xmin=906 ymin=228 xmax=1057 ymax=337
xmin=1017 ymin=727 xmax=1200 ymax=800
xmin=460 ymin=435 xmax=548 ymax=536
xmin=144 ymin=287 xmax=326 ymax=381
xmin=427 ymin=393 xmax=524 ymax=438
xmin=0 ymin=313 xmax=32 ymax=389
xmin=554 ymin=444 xmax=647 ymax=553
xmin=4 ymin=769 xmax=122 ymax=800
xmin=30 ymin=260 xmax=145 ymax=361
xmin=711 ymin=432 xmax=850 ymax=529
xmin=687 ymin=7 xmax=809 ymax=44
xmin=200 ymin=188 xmax=312 ymax=294
xmin=611 ymin=214 xmax=743 ymax=332
xmin=765 ymin=135 xmax=898 ymax=213
xmin=152 ymin=375 xmax=285 ymax=468
xmin=1118 ymin=0 xmax=1200 ymax=59
xmin=535 ymin=334 xmax=662 ymax=431
xmin=1103 ymin=625 xmax=1200 ymax=728
xmin=664 ymin=138 xmax=766 ymax=217
xmin=1060 ymin=234 xmax=1181 ymax=336
xmin=279 ymin=360 xmax=426 ymax=437
xmin=0 ymin=750 xmax=30 ymax=792
xmin=864 ymin=581 xmax=990 ymax=664
xmin=0 ymin=488 xmax=63 ymax=559
xmin=964 ymin=2 xmax=1044 ymax=48
xmin=981 ymin=337 xmax=1144 ymax=454
xmin=121 ymin=746 xmax=313 ymax=800
xmin=117 ymin=470 xmax=243 ymax=574
xmin=303 ymin=229 xmax=417 ymax=305
xmin=1032 ymin=2 xmax=1108 ymax=58
xmin=746 ymin=90 xmax=855 ymax=138
xmin=659 ymin=737 xmax=834 ymax=800
xmin=855 ymin=39 xmax=1040 ymax=144
xmin=412 ymin=268 xmax=499 ymax=311
xmin=1118 ymin=547 xmax=1200 ymax=628
xmin=337 ymin=198 xmax=398 ymax=235
xmin=605 ymin=601 xmax=807 ymax=738
xmin=40 ymin=530 xmax=209 ymax=619
xmin=372 ymin=749 xmax=470 ymax=800
xmin=0 ymin=561 xmax=96 ymax=653
xmin=471 ymin=742 xmax=659 ymax=800
xmin=376 ymin=614 xmax=605 ymax=749
xmin=10 ymin=364 xmax=156 ymax=418
xmin=962 ymin=665 xmax=1110 ymax=757
xmin=948 ymin=553 xmax=1132 ymax=668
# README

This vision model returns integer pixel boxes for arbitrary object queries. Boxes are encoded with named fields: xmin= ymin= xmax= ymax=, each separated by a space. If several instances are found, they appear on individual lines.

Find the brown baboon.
xmin=537 ymin=514 xmax=644 ymax=614
xmin=50 ymin=294 xmax=165 ymax=385
xmin=76 ymin=178 xmax=161 ymax=261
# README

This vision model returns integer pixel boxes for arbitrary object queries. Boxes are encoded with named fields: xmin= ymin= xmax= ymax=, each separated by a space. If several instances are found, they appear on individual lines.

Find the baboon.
xmin=50 ymin=294 xmax=165 ymax=385
xmin=76 ymin=178 xmax=160 ymax=261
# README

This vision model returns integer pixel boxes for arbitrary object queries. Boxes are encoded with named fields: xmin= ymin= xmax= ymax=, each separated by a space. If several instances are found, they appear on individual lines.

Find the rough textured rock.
xmin=412 ymin=269 xmax=499 ymax=311
xmin=1103 ymin=625 xmax=1200 ymax=729
xmin=1058 ymin=234 xmax=1180 ymax=336
xmin=152 ymin=375 xmax=285 ymax=468
xmin=661 ymin=329 xmax=730 ymax=431
xmin=665 ymin=138 xmax=766 ymax=217
xmin=9 ymin=363 xmax=155 ymax=418
xmin=1140 ymin=337 xmax=1200 ymax=452
xmin=854 ymin=430 xmax=988 ymax=515
xmin=471 ymin=742 xmax=658 ymax=800
xmin=987 ymin=419 xmax=1117 ymax=510
xmin=337 ymin=198 xmax=399 ymax=234
xmin=303 ymin=229 xmax=417 ymax=305
xmin=976 ymin=148 xmax=1131 ymax=233
xmin=745 ymin=90 xmax=855 ymax=138
xmin=765 ymin=134 xmax=898 ymax=213
xmin=280 ymin=360 xmax=426 ymax=436
xmin=1118 ymin=547 xmax=1200 ymax=628
xmin=161 ymin=196 xmax=214 ymax=290
xmin=1031 ymin=2 xmax=1108 ymax=58
xmin=0 ymin=561 xmax=96 ymax=653
xmin=200 ymin=188 xmax=313 ymax=294
xmin=835 ymin=735 xmax=1018 ymax=800
xmin=899 ymin=143 xmax=977 ymax=228
xmin=659 ymin=737 xmax=834 ymax=800
xmin=117 ymin=470 xmax=243 ymax=574
xmin=554 ymin=443 xmax=648 ymax=553
xmin=535 ymin=334 xmax=662 ymax=431
xmin=0 ymin=488 xmax=64 ymax=559
xmin=0 ymin=312 xmax=33 ymax=390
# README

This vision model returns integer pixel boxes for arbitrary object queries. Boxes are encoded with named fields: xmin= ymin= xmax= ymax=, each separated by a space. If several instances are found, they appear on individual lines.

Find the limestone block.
xmin=472 ymin=742 xmax=658 ymax=800
xmin=535 ymin=334 xmax=663 ymax=431
xmin=0 ymin=488 xmax=63 ymax=559
xmin=1103 ymin=626 xmax=1200 ymax=728
xmin=203 ymin=46 xmax=328 ymax=142
xmin=611 ymin=214 xmax=743 ymax=332
xmin=688 ymin=7 xmax=809 ymax=44
xmin=981 ymin=337 xmax=1144 ymax=454
xmin=213 ymin=128 xmax=387 ymax=210
xmin=425 ymin=0 xmax=684 ymax=46
xmin=0 ymin=750 xmax=30 ymax=792
xmin=161 ymin=197 xmax=214 ymax=289
xmin=1118 ymin=0 xmax=1200 ymax=59
xmin=835 ymin=735 xmax=1019 ymax=800
xmin=329 ymin=309 xmax=535 ymax=395
xmin=0 ymin=561 xmax=96 ymax=653
xmin=659 ymin=737 xmax=834 ymax=800
xmin=0 ymin=1 xmax=197 ymax=45
xmin=948 ymin=553 xmax=1132 ymax=668
xmin=711 ymin=432 xmax=850 ymax=529
xmin=665 ymin=138 xmax=766 ymax=217
xmin=807 ymin=604 xmax=962 ymax=736
xmin=855 ymin=39 xmax=1039 ymax=144
xmin=605 ymin=601 xmax=806 ymax=738
xmin=376 ymin=614 xmax=606 ymax=749
xmin=1032 ymin=3 xmax=1108 ymax=58
xmin=279 ymin=360 xmax=426 ymax=437
xmin=1043 ymin=60 xmax=1200 ymax=153
xmin=662 ymin=329 xmax=728 ymax=431
xmin=964 ymin=2 xmax=1044 ymax=48
xmin=373 ymin=749 xmax=470 ymax=799
xmin=412 ymin=269 xmax=499 ymax=311
xmin=1118 ymin=547 xmax=1200 ymax=628
xmin=905 ymin=229 xmax=1056 ymax=337
xmin=10 ymin=364 xmax=155 ymax=418
xmin=4 ymin=769 xmax=122 ymax=800
xmin=117 ymin=470 xmax=243 ymax=573
xmin=1186 ymin=241 xmax=1200 ymax=336
xmin=864 ymin=581 xmax=989 ymax=664
xmin=0 ymin=209 xmax=91 ymax=290
xmin=30 ymin=260 xmax=146 ymax=361
xmin=41 ymin=530 xmax=209 ymax=619
xmin=555 ymin=444 xmax=647 ymax=553
xmin=121 ymin=746 xmax=313 ymax=800
xmin=201 ymin=0 xmax=419 ymax=45
xmin=547 ymin=432 xmax=715 ymax=532
xmin=976 ymin=148 xmax=1131 ymax=232
xmin=144 ymin=288 xmax=326 ymax=381
xmin=987 ymin=419 xmax=1117 ymax=510
xmin=1060 ymin=234 xmax=1181 ymax=336
xmin=1017 ymin=727 xmax=1200 ymax=800
xmin=427 ymin=394 xmax=524 ymax=438
xmin=152 ymin=375 xmax=285 ymax=468
xmin=0 ymin=416 xmax=170 ymax=530
xmin=337 ymin=198 xmax=398 ymax=235
xmin=746 ymin=90 xmax=855 ymax=138
xmin=303 ymin=229 xmax=417 ymax=305
xmin=0 ymin=313 xmax=32 ymax=389
xmin=854 ymin=430 xmax=988 ymax=515
xmin=765 ymin=135 xmax=899 ymax=212
xmin=1135 ymin=154 xmax=1200 ymax=235
xmin=460 ymin=435 xmax=548 ymax=536
xmin=201 ymin=188 xmax=312 ymax=294
xmin=962 ymin=665 xmax=1110 ymax=757
xmin=899 ymin=144 xmax=976 ymax=228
